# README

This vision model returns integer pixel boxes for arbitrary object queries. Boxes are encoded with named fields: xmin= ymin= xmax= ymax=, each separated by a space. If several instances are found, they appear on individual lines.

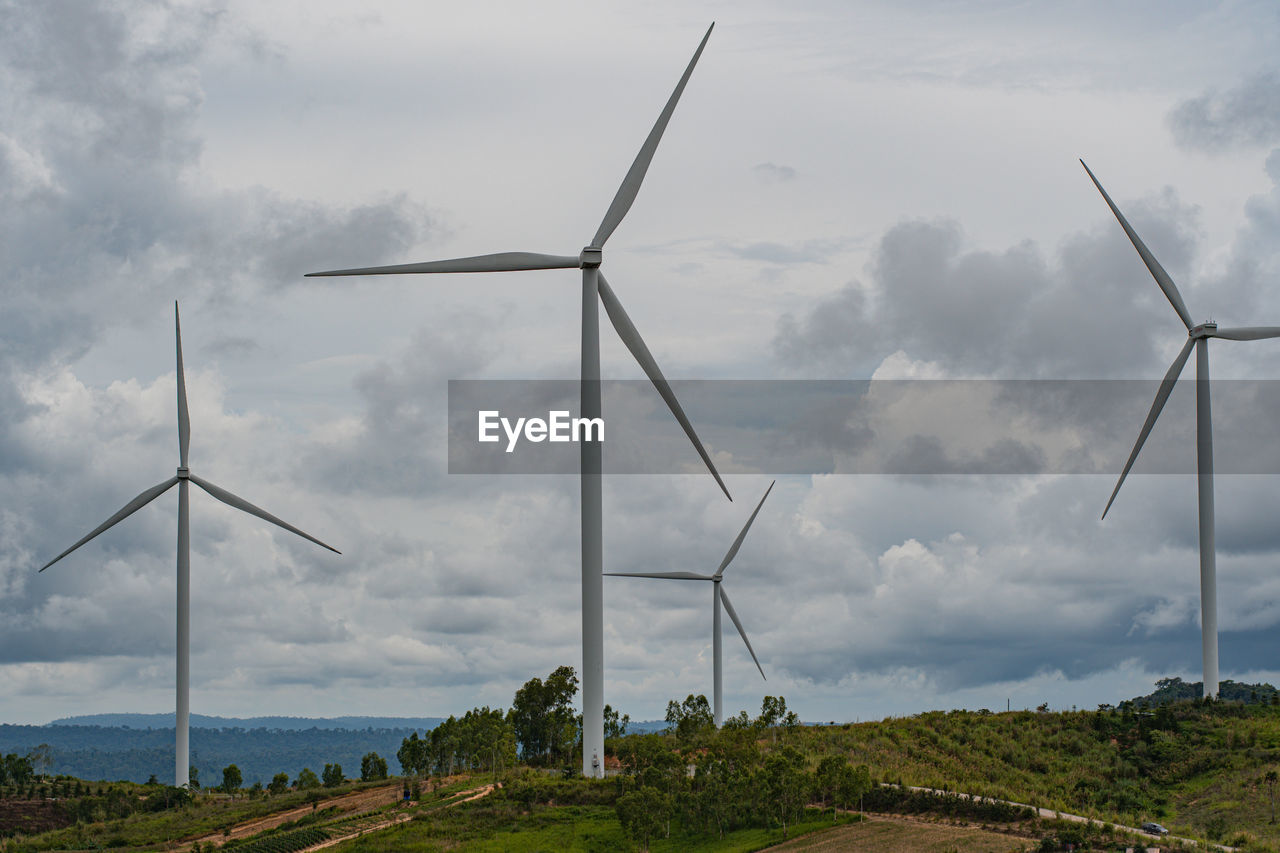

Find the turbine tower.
xmin=40 ymin=302 xmax=340 ymax=786
xmin=1084 ymin=160 xmax=1280 ymax=699
xmin=607 ymin=480 xmax=773 ymax=726
xmin=307 ymin=24 xmax=729 ymax=776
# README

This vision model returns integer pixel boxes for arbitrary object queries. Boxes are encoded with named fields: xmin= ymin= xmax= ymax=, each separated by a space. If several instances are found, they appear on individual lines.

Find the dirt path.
xmin=294 ymin=783 xmax=500 ymax=852
xmin=898 ymin=785 xmax=1231 ymax=851
xmin=183 ymin=782 xmax=404 ymax=849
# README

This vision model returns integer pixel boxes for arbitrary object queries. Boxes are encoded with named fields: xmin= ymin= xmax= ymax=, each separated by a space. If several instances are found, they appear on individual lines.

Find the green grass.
xmin=327 ymin=801 xmax=851 ymax=853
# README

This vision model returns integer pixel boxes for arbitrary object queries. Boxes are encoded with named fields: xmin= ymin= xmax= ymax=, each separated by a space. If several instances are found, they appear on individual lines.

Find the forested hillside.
xmin=0 ymin=725 xmax=416 ymax=785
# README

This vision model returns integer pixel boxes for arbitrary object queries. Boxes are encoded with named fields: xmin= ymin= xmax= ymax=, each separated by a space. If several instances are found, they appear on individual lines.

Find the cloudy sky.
xmin=3 ymin=0 xmax=1280 ymax=727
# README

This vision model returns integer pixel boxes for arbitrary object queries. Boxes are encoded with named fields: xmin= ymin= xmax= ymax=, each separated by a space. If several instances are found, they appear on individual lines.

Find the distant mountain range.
xmin=48 ymin=713 xmax=447 ymax=731
xmin=0 ymin=714 xmax=670 ymax=785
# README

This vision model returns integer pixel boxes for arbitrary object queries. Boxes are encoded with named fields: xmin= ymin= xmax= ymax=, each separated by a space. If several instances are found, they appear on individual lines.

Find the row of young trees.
xmin=397 ymin=665 xmax=613 ymax=778
xmin=664 ymin=693 xmax=801 ymax=745
xmin=397 ymin=707 xmax=517 ymax=779
xmin=214 ymin=751 xmax=390 ymax=797
xmin=395 ymin=666 xmax=805 ymax=788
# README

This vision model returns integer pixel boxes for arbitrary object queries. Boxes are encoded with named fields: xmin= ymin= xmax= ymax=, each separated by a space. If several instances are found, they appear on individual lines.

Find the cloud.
xmin=1168 ymin=72 xmax=1280 ymax=152
xmin=0 ymin=0 xmax=432 ymax=371
xmin=773 ymin=191 xmax=1206 ymax=379
xmin=753 ymin=162 xmax=797 ymax=183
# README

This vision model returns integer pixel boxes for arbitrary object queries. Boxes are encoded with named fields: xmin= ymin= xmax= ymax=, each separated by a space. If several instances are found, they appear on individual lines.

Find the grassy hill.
xmin=791 ymin=699 xmax=1280 ymax=847
xmin=5 ymin=696 xmax=1280 ymax=851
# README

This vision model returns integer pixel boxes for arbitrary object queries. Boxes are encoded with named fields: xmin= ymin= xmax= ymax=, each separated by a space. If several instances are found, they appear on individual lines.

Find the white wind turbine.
xmin=39 ymin=302 xmax=340 ymax=787
xmin=1084 ymin=160 xmax=1280 ymax=699
xmin=607 ymin=480 xmax=773 ymax=726
xmin=307 ymin=25 xmax=729 ymax=775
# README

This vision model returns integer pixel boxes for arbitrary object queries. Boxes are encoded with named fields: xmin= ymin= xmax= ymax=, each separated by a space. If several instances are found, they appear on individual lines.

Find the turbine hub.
xmin=1190 ymin=322 xmax=1218 ymax=339
xmin=176 ymin=466 xmax=190 ymax=479
xmin=579 ymin=247 xmax=602 ymax=268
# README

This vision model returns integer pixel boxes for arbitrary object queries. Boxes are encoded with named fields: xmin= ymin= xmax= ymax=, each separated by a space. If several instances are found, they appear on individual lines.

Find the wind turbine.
xmin=1084 ymin=160 xmax=1280 ymax=699
xmin=306 ymin=24 xmax=729 ymax=775
xmin=39 ymin=302 xmax=340 ymax=787
xmin=607 ymin=480 xmax=773 ymax=726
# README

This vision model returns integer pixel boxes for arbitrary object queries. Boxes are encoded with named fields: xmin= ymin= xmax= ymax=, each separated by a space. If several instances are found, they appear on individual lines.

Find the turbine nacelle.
xmin=1190 ymin=322 xmax=1218 ymax=339
xmin=579 ymin=247 xmax=603 ymax=268
xmin=176 ymin=466 xmax=190 ymax=479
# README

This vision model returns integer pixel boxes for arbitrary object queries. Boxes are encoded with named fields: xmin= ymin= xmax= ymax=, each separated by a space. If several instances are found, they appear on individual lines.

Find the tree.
xmin=814 ymin=755 xmax=846 ymax=821
xmin=295 ymin=767 xmax=320 ymax=790
xmin=189 ymin=765 xmax=200 ymax=790
xmin=268 ymin=773 xmax=290 ymax=795
xmin=26 ymin=744 xmax=53 ymax=780
xmin=665 ymin=694 xmax=714 ymax=743
xmin=509 ymin=665 xmax=580 ymax=765
xmin=836 ymin=763 xmax=871 ymax=816
xmin=398 ymin=732 xmax=428 ymax=778
xmin=616 ymin=734 xmax=684 ymax=796
xmin=221 ymin=764 xmax=242 ymax=795
xmin=322 ymin=763 xmax=344 ymax=787
xmin=361 ymin=752 xmax=388 ymax=781
xmin=604 ymin=703 xmax=630 ymax=739
xmin=763 ymin=746 xmax=808 ymax=838
xmin=1266 ymin=769 xmax=1278 ymax=824
xmin=757 ymin=696 xmax=795 ymax=743
xmin=617 ymin=785 xmax=672 ymax=852
xmin=2 ymin=754 xmax=33 ymax=786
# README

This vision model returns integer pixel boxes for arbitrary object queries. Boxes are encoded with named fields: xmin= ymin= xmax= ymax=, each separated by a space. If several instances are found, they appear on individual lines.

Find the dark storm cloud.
xmin=1168 ymin=72 xmax=1280 ymax=152
xmin=0 ymin=0 xmax=431 ymax=371
xmin=774 ymin=192 xmax=1204 ymax=379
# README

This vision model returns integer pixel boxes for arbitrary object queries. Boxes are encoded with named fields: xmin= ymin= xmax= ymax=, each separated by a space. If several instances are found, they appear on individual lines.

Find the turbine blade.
xmin=1080 ymin=160 xmax=1193 ymax=330
xmin=604 ymin=571 xmax=713 ymax=580
xmin=189 ymin=474 xmax=340 ymax=554
xmin=39 ymin=477 xmax=180 ymax=571
xmin=719 ymin=587 xmax=765 ymax=680
xmin=175 ymin=302 xmax=190 ymax=468
xmin=714 ymin=480 xmax=775 ymax=578
xmin=591 ymin=23 xmax=714 ymax=248
xmin=305 ymin=252 xmax=580 ymax=277
xmin=1102 ymin=337 xmax=1195 ymax=519
xmin=597 ymin=273 xmax=731 ymax=501
xmin=1213 ymin=326 xmax=1280 ymax=341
